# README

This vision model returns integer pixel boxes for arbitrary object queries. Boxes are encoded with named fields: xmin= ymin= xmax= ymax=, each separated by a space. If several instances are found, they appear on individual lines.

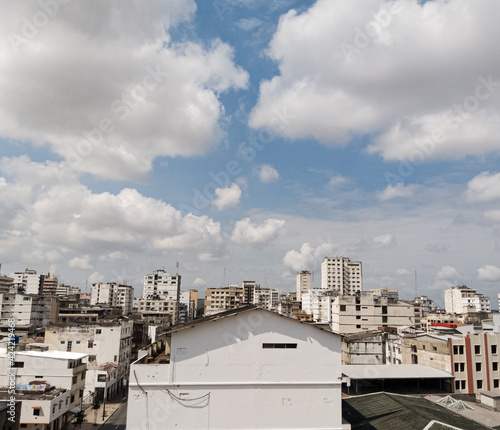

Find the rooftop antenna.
xmin=264 ymin=266 xmax=267 ymax=287
xmin=223 ymin=267 xmax=226 ymax=287
xmin=415 ymin=270 xmax=417 ymax=297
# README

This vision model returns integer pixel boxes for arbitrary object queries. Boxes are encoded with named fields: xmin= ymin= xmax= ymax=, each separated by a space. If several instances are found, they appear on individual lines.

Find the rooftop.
xmin=0 ymin=348 xmax=88 ymax=360
xmin=343 ymin=364 xmax=453 ymax=380
xmin=0 ymin=387 xmax=68 ymax=401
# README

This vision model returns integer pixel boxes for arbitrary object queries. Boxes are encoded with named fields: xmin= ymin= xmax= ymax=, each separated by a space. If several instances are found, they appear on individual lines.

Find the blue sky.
xmin=1 ymin=0 xmax=500 ymax=307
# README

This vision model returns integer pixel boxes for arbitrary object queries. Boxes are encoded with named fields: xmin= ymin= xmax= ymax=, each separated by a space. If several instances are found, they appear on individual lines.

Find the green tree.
xmin=73 ymin=410 xmax=85 ymax=429
xmin=92 ymin=398 xmax=101 ymax=426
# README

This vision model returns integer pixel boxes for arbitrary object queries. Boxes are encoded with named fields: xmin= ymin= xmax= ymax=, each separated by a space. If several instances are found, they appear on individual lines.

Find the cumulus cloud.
xmin=213 ymin=183 xmax=242 ymax=210
xmin=237 ymin=17 xmax=263 ymax=31
xmin=378 ymin=183 xmax=417 ymax=201
xmin=283 ymin=242 xmax=337 ymax=272
xmin=466 ymin=172 xmax=500 ymax=202
xmin=99 ymin=251 xmax=127 ymax=261
xmin=0 ymin=1 xmax=248 ymax=180
xmin=478 ymin=265 xmax=500 ymax=282
xmin=88 ymin=271 xmax=105 ymax=284
xmin=192 ymin=277 xmax=207 ymax=288
xmin=484 ymin=210 xmax=500 ymax=222
xmin=68 ymin=255 xmax=93 ymax=270
xmin=258 ymin=164 xmax=279 ymax=183
xmin=250 ymin=0 xmax=500 ymax=161
xmin=327 ymin=174 xmax=348 ymax=188
xmin=231 ymin=218 xmax=285 ymax=244
xmin=428 ymin=265 xmax=464 ymax=290
xmin=373 ymin=234 xmax=396 ymax=249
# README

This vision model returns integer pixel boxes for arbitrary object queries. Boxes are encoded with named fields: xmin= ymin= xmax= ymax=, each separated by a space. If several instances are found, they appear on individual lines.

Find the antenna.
xmin=415 ymin=270 xmax=417 ymax=297
xmin=223 ymin=267 xmax=226 ymax=287
xmin=264 ymin=266 xmax=267 ymax=287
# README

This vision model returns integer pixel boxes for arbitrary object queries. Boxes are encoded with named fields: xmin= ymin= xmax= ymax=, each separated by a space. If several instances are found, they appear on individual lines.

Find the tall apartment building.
xmin=0 ymin=293 xmax=51 ymax=330
xmin=10 ymin=269 xmax=40 ymax=294
xmin=56 ymin=284 xmax=82 ymax=296
xmin=301 ymin=289 xmax=338 ymax=323
xmin=40 ymin=272 xmax=59 ymax=296
xmin=0 ymin=274 xmax=12 ymax=294
xmin=330 ymin=291 xmax=415 ymax=334
xmin=204 ymin=286 xmax=244 ymax=316
xmin=413 ymin=296 xmax=434 ymax=316
xmin=444 ymin=285 xmax=491 ymax=314
xmin=143 ymin=270 xmax=180 ymax=301
xmin=45 ymin=319 xmax=133 ymax=400
xmin=321 ymin=257 xmax=362 ymax=295
xmin=398 ymin=332 xmax=500 ymax=394
xmin=91 ymin=282 xmax=134 ymax=315
xmin=296 ymin=270 xmax=311 ymax=302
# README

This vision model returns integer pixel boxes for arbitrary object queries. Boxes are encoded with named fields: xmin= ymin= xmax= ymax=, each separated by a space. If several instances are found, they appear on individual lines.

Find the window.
xmin=97 ymin=374 xmax=107 ymax=382
xmin=81 ymin=371 xmax=86 ymax=380
xmin=35 ymin=375 xmax=43 ymax=378
xmin=96 ymin=329 xmax=102 ymax=334
xmin=454 ymin=363 xmax=459 ymax=372
xmin=356 ymin=316 xmax=361 ymax=320
xmin=356 ymin=324 xmax=361 ymax=329
xmin=60 ymin=340 xmax=66 ymax=344
xmin=33 ymin=408 xmax=41 ymax=416
xmin=493 ymin=362 xmax=498 ymax=371
xmin=339 ymin=305 xmax=346 ymax=311
xmin=433 ymin=346 xmax=437 ymax=351
xmin=262 ymin=343 xmax=297 ymax=349
xmin=476 ymin=363 xmax=482 ymax=372
xmin=453 ymin=345 xmax=458 ymax=355
xmin=459 ymin=345 xmax=464 ymax=355
xmin=12 ymin=362 xmax=24 ymax=368
xmin=460 ymin=363 xmax=465 ymax=372
xmin=70 ymin=394 xmax=75 ymax=403
xmin=494 ymin=379 xmax=499 ymax=389
xmin=114 ymin=355 xmax=117 ymax=361
xmin=492 ymin=345 xmax=498 ymax=354
xmin=88 ymin=340 xmax=94 ymax=348
xmin=355 ymin=305 xmax=361 ymax=311
xmin=72 ymin=375 xmax=77 ymax=384
xmin=477 ymin=380 xmax=483 ymax=389
xmin=422 ymin=345 xmax=426 ymax=350
xmin=455 ymin=380 xmax=460 ymax=390
xmin=89 ymin=355 xmax=96 ymax=362
xmin=475 ymin=345 xmax=481 ymax=354
xmin=461 ymin=380 xmax=466 ymax=389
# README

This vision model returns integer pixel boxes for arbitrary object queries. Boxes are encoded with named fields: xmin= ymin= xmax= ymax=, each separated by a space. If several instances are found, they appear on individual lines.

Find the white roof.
xmin=342 ymin=364 xmax=453 ymax=380
xmin=0 ymin=348 xmax=88 ymax=360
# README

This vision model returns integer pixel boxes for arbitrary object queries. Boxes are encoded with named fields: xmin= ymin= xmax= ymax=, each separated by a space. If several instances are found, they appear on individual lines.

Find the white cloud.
xmin=237 ymin=17 xmax=263 ymax=31
xmin=192 ymin=277 xmax=207 ymax=288
xmin=68 ymin=255 xmax=93 ymax=270
xmin=88 ymin=271 xmax=105 ymax=284
xmin=478 ymin=265 xmax=500 ymax=282
xmin=395 ymin=268 xmax=410 ymax=276
xmin=231 ymin=218 xmax=285 ymax=244
xmin=250 ymin=0 xmax=500 ymax=161
xmin=327 ymin=174 xmax=348 ymax=188
xmin=373 ymin=234 xmax=396 ymax=249
xmin=0 ymin=1 xmax=248 ymax=181
xmin=466 ymin=172 xmax=500 ymax=202
xmin=213 ymin=183 xmax=242 ymax=210
xmin=484 ymin=210 xmax=500 ymax=222
xmin=378 ymin=183 xmax=417 ymax=201
xmin=283 ymin=242 xmax=337 ymax=272
xmin=99 ymin=251 xmax=127 ymax=261
xmin=428 ymin=265 xmax=464 ymax=290
xmin=258 ymin=164 xmax=279 ymax=183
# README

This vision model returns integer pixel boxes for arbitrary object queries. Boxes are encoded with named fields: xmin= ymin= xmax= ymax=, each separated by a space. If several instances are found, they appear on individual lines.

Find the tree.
xmin=92 ymin=398 xmax=101 ymax=426
xmin=73 ymin=410 xmax=85 ymax=429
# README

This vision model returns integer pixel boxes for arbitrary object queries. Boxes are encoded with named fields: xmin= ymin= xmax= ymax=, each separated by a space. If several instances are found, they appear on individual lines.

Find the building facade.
xmin=91 ymin=282 xmax=134 ymax=315
xmin=204 ymin=286 xmax=245 ymax=316
xmin=296 ymin=270 xmax=311 ymax=302
xmin=321 ymin=256 xmax=362 ymax=295
xmin=10 ymin=269 xmax=40 ymax=295
xmin=444 ymin=285 xmax=491 ymax=314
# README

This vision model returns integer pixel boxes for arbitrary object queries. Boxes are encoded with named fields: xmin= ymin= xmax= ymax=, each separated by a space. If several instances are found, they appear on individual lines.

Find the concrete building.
xmin=342 ymin=331 xmax=387 ymax=365
xmin=55 ymin=284 xmax=81 ymax=296
xmin=399 ymin=332 xmax=500 ymax=394
xmin=331 ymin=291 xmax=415 ymax=334
xmin=444 ymin=285 xmax=491 ymax=314
xmin=296 ymin=270 xmax=311 ymax=302
xmin=40 ymin=273 xmax=58 ymax=296
xmin=0 ymin=274 xmax=13 ymax=294
xmin=127 ymin=306 xmax=344 ymax=430
xmin=204 ymin=286 xmax=245 ymax=316
xmin=143 ymin=270 xmax=180 ymax=301
xmin=0 ymin=293 xmax=51 ymax=331
xmin=0 ymin=399 xmax=21 ymax=430
xmin=137 ymin=297 xmax=178 ymax=325
xmin=10 ymin=269 xmax=40 ymax=295
xmin=321 ymin=256 xmax=362 ymax=295
xmin=370 ymin=287 xmax=398 ymax=299
xmin=0 ymin=348 xmax=88 ymax=429
xmin=301 ymin=289 xmax=338 ymax=323
xmin=91 ymin=282 xmax=134 ymax=315
xmin=413 ymin=296 xmax=434 ymax=316
xmin=44 ymin=318 xmax=133 ymax=400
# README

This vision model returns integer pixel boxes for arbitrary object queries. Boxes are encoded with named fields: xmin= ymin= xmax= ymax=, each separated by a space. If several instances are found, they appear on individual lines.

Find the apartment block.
xmin=143 ymin=270 xmax=180 ymax=301
xmin=44 ymin=318 xmax=133 ymax=400
xmin=91 ymin=282 xmax=134 ymax=315
xmin=0 ymin=274 xmax=13 ymax=294
xmin=137 ymin=297 xmax=177 ymax=325
xmin=444 ymin=285 xmax=491 ymax=314
xmin=301 ymin=289 xmax=338 ymax=323
xmin=40 ymin=273 xmax=59 ymax=296
xmin=331 ymin=291 xmax=415 ymax=334
xmin=10 ymin=269 xmax=40 ymax=295
xmin=321 ymin=256 xmax=362 ymax=295
xmin=0 ymin=293 xmax=51 ymax=331
xmin=296 ymin=270 xmax=311 ymax=302
xmin=56 ymin=284 xmax=82 ymax=297
xmin=204 ymin=286 xmax=245 ymax=316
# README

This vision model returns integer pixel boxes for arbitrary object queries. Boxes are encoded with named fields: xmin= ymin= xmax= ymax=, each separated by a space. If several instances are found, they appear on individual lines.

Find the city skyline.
xmin=1 ymin=0 xmax=500 ymax=308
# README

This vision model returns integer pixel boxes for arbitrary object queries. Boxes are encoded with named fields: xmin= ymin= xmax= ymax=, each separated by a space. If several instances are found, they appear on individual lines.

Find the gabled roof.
xmin=343 ymin=392 xmax=491 ymax=430
xmin=165 ymin=305 xmax=340 ymax=337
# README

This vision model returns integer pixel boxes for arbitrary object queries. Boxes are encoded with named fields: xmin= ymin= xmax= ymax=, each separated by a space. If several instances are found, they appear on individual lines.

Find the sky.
xmin=1 ymin=0 xmax=500 ymax=307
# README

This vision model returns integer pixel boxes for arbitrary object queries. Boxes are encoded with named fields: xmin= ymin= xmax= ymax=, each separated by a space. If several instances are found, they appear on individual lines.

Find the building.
xmin=143 ymin=270 xmax=180 ymax=301
xmin=204 ymin=286 xmax=245 ymax=316
xmin=301 ymin=289 xmax=338 ymax=323
xmin=399 ymin=332 xmax=500 ymax=394
xmin=331 ymin=291 xmax=415 ymax=334
xmin=0 ymin=293 xmax=51 ymax=333
xmin=10 ymin=269 xmax=40 ymax=295
xmin=0 ymin=274 xmax=13 ymax=294
xmin=55 ymin=284 xmax=81 ymax=296
xmin=0 ymin=348 xmax=88 ymax=429
xmin=91 ymin=282 xmax=134 ymax=315
xmin=40 ymin=273 xmax=59 ymax=296
xmin=342 ymin=331 xmax=387 ymax=365
xmin=296 ymin=270 xmax=311 ymax=302
xmin=321 ymin=256 xmax=362 ymax=295
xmin=0 ymin=399 xmax=21 ymax=430
xmin=137 ymin=297 xmax=177 ymax=325
xmin=127 ymin=306 xmax=344 ymax=430
xmin=44 ymin=318 xmax=133 ymax=401
xmin=370 ymin=287 xmax=398 ymax=299
xmin=444 ymin=285 xmax=491 ymax=314
xmin=413 ymin=296 xmax=434 ymax=316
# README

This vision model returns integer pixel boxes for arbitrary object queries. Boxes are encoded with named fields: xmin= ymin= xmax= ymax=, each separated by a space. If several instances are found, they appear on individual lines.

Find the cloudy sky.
xmin=1 ymin=0 xmax=500 ymax=307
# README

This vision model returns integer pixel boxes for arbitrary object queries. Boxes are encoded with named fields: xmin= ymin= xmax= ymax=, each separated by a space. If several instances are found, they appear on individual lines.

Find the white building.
xmin=204 ymin=286 xmax=245 ymax=316
xmin=331 ymin=292 xmax=415 ymax=334
xmin=444 ymin=285 xmax=491 ymax=314
xmin=413 ymin=296 xmax=434 ymax=316
xmin=56 ymin=284 xmax=81 ymax=296
xmin=370 ymin=287 xmax=398 ymax=299
xmin=321 ymin=257 xmax=362 ymax=295
xmin=44 ymin=319 xmax=133 ymax=400
xmin=91 ymin=282 xmax=134 ymax=315
xmin=0 ymin=293 xmax=50 ymax=328
xmin=296 ymin=270 xmax=311 ymax=302
xmin=127 ymin=307 xmax=344 ymax=430
xmin=10 ymin=269 xmax=40 ymax=295
xmin=0 ymin=348 xmax=87 ymax=429
xmin=143 ymin=270 xmax=180 ymax=301
xmin=301 ymin=289 xmax=338 ymax=323
xmin=138 ymin=297 xmax=177 ymax=325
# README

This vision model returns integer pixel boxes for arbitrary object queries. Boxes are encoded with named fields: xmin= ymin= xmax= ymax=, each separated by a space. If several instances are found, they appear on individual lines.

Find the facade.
xmin=55 ymin=284 xmax=81 ymax=296
xmin=301 ymin=289 xmax=338 ymax=323
xmin=127 ymin=307 xmax=344 ymax=430
xmin=91 ymin=282 xmax=134 ymax=315
xmin=0 ymin=348 xmax=87 ymax=429
xmin=444 ymin=285 xmax=491 ymax=314
xmin=342 ymin=331 xmax=387 ymax=365
xmin=204 ymin=286 xmax=245 ymax=316
xmin=331 ymin=292 xmax=415 ymax=334
xmin=44 ymin=319 xmax=133 ymax=400
xmin=0 ymin=293 xmax=51 ymax=328
xmin=370 ymin=287 xmax=398 ymax=299
xmin=413 ymin=296 xmax=434 ymax=316
xmin=399 ymin=332 xmax=500 ymax=394
xmin=296 ymin=270 xmax=311 ymax=302
xmin=137 ymin=297 xmax=178 ymax=325
xmin=321 ymin=256 xmax=362 ymax=295
xmin=0 ymin=274 xmax=13 ymax=294
xmin=143 ymin=270 xmax=181 ymax=301
xmin=40 ymin=273 xmax=58 ymax=296
xmin=10 ymin=269 xmax=40 ymax=295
